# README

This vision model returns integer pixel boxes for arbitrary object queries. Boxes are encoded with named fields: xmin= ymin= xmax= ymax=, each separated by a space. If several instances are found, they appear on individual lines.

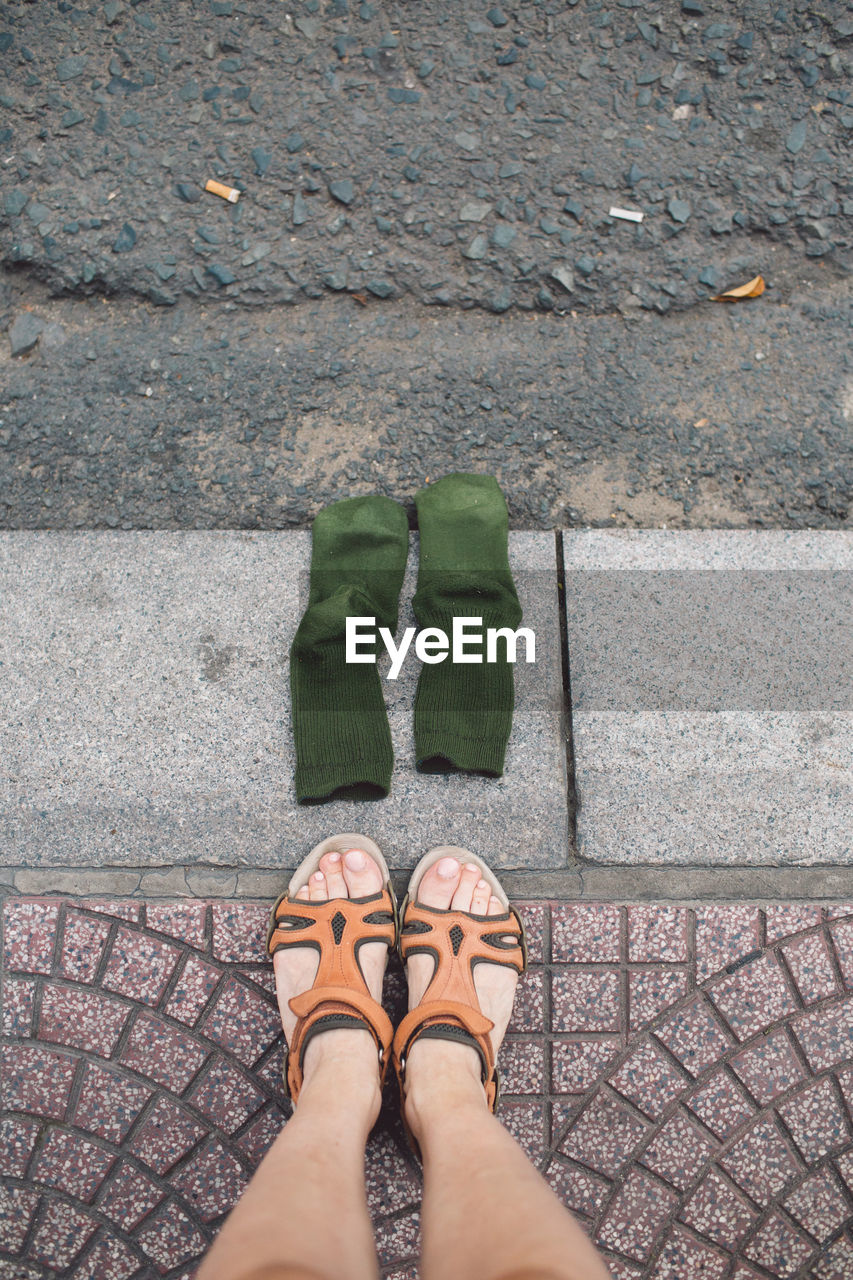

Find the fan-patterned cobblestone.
xmin=2 ymin=898 xmax=852 ymax=1278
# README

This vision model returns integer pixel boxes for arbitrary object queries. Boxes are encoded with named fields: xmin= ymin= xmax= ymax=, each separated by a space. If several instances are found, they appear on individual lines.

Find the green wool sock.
xmin=290 ymin=495 xmax=409 ymax=802
xmin=413 ymin=473 xmax=522 ymax=776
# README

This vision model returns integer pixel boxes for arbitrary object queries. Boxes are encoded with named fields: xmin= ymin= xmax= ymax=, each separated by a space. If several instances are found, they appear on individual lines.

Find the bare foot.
xmin=403 ymin=856 xmax=520 ymax=1123
xmin=272 ymin=848 xmax=390 ymax=1097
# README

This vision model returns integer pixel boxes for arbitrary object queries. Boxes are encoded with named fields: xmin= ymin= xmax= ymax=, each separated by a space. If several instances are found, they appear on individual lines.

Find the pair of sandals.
xmin=266 ymin=833 xmax=528 ymax=1149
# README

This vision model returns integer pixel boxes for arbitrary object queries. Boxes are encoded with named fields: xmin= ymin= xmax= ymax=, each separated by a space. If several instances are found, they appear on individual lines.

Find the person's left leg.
xmin=400 ymin=856 xmax=612 ymax=1280
xmin=196 ymin=849 xmax=388 ymax=1280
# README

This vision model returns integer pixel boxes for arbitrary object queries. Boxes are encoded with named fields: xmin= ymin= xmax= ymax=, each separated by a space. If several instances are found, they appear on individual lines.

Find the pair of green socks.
xmin=290 ymin=473 xmax=522 ymax=803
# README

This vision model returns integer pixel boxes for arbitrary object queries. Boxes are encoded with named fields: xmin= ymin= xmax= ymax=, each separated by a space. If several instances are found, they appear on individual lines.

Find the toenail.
xmin=478 ymin=879 xmax=488 ymax=889
xmin=312 ymin=871 xmax=324 ymax=882
xmin=465 ymin=863 xmax=479 ymax=873
xmin=328 ymin=852 xmax=341 ymax=862
xmin=437 ymin=857 xmax=459 ymax=878
xmin=345 ymin=849 xmax=366 ymax=870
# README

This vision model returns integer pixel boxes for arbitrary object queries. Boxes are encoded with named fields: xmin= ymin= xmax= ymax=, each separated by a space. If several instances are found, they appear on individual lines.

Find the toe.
xmin=308 ymin=870 xmax=328 ymax=902
xmin=417 ymin=856 xmax=461 ymax=909
xmin=295 ymin=885 xmax=310 ymax=902
xmin=470 ymin=878 xmax=491 ymax=915
xmin=341 ymin=848 xmax=383 ymax=898
xmin=319 ymin=851 xmax=348 ymax=899
xmin=488 ymin=894 xmax=504 ymax=915
xmin=451 ymin=862 xmax=483 ymax=911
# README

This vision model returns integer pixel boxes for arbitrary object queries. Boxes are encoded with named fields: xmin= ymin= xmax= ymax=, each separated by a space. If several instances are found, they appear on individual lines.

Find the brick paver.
xmin=2 ymin=898 xmax=852 ymax=1278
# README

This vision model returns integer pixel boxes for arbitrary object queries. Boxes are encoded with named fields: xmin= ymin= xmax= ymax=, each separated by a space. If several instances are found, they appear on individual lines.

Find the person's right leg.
xmin=197 ymin=848 xmax=387 ymax=1280
xmin=403 ymin=857 xmax=611 ymax=1280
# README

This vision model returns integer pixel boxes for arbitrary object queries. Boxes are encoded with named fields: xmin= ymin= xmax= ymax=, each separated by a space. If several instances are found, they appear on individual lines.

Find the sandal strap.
xmin=399 ymin=897 xmax=526 ymax=977
xmin=287 ymin=985 xmax=394 ymax=1100
xmin=268 ymin=887 xmax=397 ymax=963
xmin=393 ymin=999 xmax=495 ymax=1075
xmin=397 ymin=898 xmax=524 ymax=1031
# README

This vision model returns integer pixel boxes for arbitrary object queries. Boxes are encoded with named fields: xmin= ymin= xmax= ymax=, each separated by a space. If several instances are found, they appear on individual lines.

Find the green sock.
xmin=290 ymin=495 xmax=409 ymax=802
xmin=412 ymin=474 xmax=522 ymax=776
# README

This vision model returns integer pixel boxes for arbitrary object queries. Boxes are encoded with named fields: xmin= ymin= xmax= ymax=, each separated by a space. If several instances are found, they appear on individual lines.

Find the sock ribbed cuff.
xmin=412 ymin=606 xmax=518 ymax=776
xmin=291 ymin=652 xmax=393 ymax=802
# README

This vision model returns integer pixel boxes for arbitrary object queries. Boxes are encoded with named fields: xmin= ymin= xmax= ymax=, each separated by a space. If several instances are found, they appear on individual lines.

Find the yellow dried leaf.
xmin=711 ymin=275 xmax=765 ymax=301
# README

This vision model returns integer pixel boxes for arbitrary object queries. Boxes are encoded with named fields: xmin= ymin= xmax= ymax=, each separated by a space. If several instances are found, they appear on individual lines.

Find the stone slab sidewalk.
xmin=2 ymin=896 xmax=852 ymax=1278
xmin=564 ymin=532 xmax=853 ymax=868
xmin=4 ymin=530 xmax=852 ymax=885
xmin=0 ymin=532 xmax=566 ymax=873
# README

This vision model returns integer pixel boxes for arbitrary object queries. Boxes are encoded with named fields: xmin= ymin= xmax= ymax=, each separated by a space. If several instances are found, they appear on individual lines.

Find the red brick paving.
xmin=58 ymin=909 xmax=112 ymax=983
xmin=628 ymin=968 xmax=689 ymax=1030
xmin=654 ymin=996 xmax=734 ymax=1076
xmin=686 ymin=1070 xmax=755 ymax=1140
xmin=1 ymin=898 xmax=852 ymax=1278
xmin=730 ymin=1032 xmax=808 ymax=1105
xmin=680 ymin=1166 xmax=757 ymax=1250
xmin=75 ymin=1062 xmax=153 ymax=1145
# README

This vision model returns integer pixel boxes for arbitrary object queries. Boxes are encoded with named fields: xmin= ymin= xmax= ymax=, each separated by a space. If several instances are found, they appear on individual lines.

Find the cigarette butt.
xmin=609 ymin=206 xmax=644 ymax=223
xmin=205 ymin=179 xmax=240 ymax=203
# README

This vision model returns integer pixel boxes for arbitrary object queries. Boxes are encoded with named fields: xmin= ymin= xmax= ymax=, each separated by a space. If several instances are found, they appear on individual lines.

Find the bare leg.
xmin=403 ymin=858 xmax=611 ymax=1280
xmin=197 ymin=850 xmax=388 ymax=1280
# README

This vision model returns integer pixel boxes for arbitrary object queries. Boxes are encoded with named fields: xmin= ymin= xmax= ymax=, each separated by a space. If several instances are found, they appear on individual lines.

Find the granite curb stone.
xmin=0 ymin=532 xmax=566 ymax=871
xmin=563 ymin=532 xmax=853 ymax=867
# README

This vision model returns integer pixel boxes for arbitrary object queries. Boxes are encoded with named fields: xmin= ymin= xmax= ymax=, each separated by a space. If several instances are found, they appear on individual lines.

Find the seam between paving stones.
xmin=618 ymin=903 xmax=629 ymax=1078
xmin=687 ymin=904 xmax=697 ymax=1000
xmin=9 ymin=866 xmax=853 ymax=901
xmin=3 ymin=925 xmax=282 ymax=1117
xmin=547 ymin=1125 xmax=851 ymax=1269
xmin=2 ymin=1052 xmax=289 ymax=1273
xmin=591 ymin=1054 xmax=853 ymax=1277
xmin=554 ymin=529 xmax=578 ymax=857
xmin=546 ymin=908 xmax=852 ymax=1144
xmin=3 ymin=1178 xmax=162 ymax=1279
xmin=4 ymin=1013 xmax=275 ymax=1190
xmin=538 ymin=903 xmax=554 ymax=1175
xmin=6 ymin=1182 xmax=149 ymax=1280
xmin=694 ymin=1139 xmax=853 ymax=1280
xmin=825 ymin=915 xmax=851 ymax=994
xmin=5 ymin=971 xmax=284 ymax=1142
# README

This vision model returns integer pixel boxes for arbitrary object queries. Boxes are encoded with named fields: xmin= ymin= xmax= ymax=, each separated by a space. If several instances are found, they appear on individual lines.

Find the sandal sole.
xmin=406 ymin=844 xmax=510 ymax=909
xmin=287 ymin=832 xmax=392 ymax=898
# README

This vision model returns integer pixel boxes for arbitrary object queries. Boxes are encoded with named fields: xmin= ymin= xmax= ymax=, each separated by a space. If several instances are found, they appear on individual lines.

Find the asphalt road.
xmin=1 ymin=0 xmax=851 ymax=528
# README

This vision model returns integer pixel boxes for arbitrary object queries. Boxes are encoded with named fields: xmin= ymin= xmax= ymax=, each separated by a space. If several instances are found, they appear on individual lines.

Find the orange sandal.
xmin=266 ymin=833 xmax=398 ymax=1103
xmin=392 ymin=846 xmax=528 ymax=1149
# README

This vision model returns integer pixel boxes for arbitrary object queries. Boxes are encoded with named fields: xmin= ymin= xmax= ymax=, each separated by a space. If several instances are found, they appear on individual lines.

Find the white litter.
xmin=609 ymin=206 xmax=644 ymax=223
